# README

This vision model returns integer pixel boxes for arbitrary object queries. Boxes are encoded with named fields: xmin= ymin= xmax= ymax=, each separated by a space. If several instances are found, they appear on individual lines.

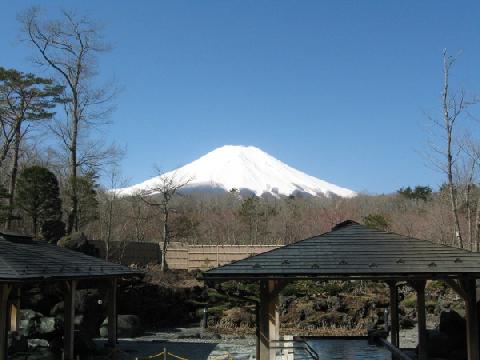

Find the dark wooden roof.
xmin=0 ymin=232 xmax=139 ymax=282
xmin=203 ymin=221 xmax=480 ymax=281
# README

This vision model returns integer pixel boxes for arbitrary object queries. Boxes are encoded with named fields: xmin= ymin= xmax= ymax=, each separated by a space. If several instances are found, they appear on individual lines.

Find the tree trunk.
xmin=475 ymin=196 xmax=480 ymax=252
xmin=67 ymin=96 xmax=79 ymax=234
xmin=105 ymin=195 xmax=114 ymax=261
xmin=161 ymin=207 xmax=169 ymax=272
xmin=32 ymin=214 xmax=38 ymax=239
xmin=466 ymin=183 xmax=473 ymax=249
xmin=443 ymin=54 xmax=463 ymax=248
xmin=6 ymin=119 xmax=22 ymax=230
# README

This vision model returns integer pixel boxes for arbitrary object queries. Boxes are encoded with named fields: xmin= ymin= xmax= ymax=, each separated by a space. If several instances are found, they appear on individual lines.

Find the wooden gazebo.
xmin=203 ymin=220 xmax=480 ymax=360
xmin=0 ymin=232 xmax=140 ymax=360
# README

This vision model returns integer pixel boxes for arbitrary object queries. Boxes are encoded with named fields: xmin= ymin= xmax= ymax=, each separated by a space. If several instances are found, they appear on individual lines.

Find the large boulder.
xmin=57 ymin=232 xmax=98 ymax=256
xmin=439 ymin=310 xmax=467 ymax=350
xmin=100 ymin=315 xmax=143 ymax=338
xmin=18 ymin=309 xmax=42 ymax=337
xmin=426 ymin=329 xmax=452 ymax=358
xmin=37 ymin=317 xmax=58 ymax=336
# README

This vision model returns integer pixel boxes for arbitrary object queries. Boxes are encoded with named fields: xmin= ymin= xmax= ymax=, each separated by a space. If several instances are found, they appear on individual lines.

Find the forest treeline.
xmin=1 ymin=8 xmax=479 ymax=265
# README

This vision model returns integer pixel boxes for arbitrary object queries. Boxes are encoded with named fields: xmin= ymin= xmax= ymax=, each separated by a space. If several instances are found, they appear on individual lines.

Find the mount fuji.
xmin=116 ymin=145 xmax=356 ymax=198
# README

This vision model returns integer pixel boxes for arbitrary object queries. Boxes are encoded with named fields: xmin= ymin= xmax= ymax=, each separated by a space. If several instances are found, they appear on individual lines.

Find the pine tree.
xmin=0 ymin=67 xmax=63 ymax=229
xmin=15 ymin=166 xmax=63 ymax=237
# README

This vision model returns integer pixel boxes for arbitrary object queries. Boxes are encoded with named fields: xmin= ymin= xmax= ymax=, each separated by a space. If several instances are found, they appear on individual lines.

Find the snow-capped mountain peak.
xmin=116 ymin=145 xmax=356 ymax=198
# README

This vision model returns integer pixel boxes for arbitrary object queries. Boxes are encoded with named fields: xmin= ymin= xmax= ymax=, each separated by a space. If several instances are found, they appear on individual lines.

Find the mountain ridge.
xmin=116 ymin=145 xmax=356 ymax=198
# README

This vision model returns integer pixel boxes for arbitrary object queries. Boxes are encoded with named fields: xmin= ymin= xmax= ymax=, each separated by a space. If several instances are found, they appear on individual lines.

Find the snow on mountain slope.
xmin=116 ymin=145 xmax=356 ymax=198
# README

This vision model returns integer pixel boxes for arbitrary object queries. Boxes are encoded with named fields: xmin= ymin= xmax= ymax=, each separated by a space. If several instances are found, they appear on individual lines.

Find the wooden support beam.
xmin=107 ymin=278 xmax=118 ymax=347
xmin=0 ymin=284 xmax=11 ymax=360
xmin=64 ymin=280 xmax=77 ymax=360
xmin=445 ymin=279 xmax=468 ymax=300
xmin=462 ymin=279 xmax=479 ymax=360
xmin=257 ymin=280 xmax=284 ymax=360
xmin=410 ymin=280 xmax=427 ymax=360
xmin=9 ymin=287 xmax=20 ymax=333
xmin=387 ymin=281 xmax=400 ymax=350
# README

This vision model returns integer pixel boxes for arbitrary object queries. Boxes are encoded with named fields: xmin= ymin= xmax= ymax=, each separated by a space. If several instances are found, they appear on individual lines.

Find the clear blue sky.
xmin=1 ymin=1 xmax=479 ymax=194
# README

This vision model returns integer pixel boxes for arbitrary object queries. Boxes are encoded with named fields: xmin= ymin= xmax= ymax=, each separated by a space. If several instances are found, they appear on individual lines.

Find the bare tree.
xmin=127 ymin=193 xmax=152 ymax=243
xmin=20 ymin=7 xmax=116 ymax=234
xmin=140 ymin=171 xmax=191 ymax=272
xmin=426 ymin=50 xmax=478 ymax=248
xmin=98 ymin=167 xmax=127 ymax=261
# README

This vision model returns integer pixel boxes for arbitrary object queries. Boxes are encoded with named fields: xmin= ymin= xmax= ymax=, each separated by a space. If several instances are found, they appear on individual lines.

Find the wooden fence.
xmin=90 ymin=240 xmax=280 ymax=269
xmin=166 ymin=244 xmax=281 ymax=270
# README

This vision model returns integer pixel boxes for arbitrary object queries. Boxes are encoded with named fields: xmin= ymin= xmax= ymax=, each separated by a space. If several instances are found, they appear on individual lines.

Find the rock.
xmin=20 ymin=309 xmax=42 ymax=321
xmin=299 ymin=309 xmax=306 ymax=321
xmin=439 ymin=310 xmax=466 ymax=350
xmin=28 ymin=338 xmax=49 ymax=349
xmin=313 ymin=299 xmax=328 ymax=312
xmin=399 ymin=315 xmax=416 ymax=329
xmin=22 ymin=287 xmax=64 ymax=315
xmin=219 ymin=307 xmax=255 ymax=328
xmin=38 ymin=317 xmax=57 ymax=335
xmin=18 ymin=309 xmax=42 ymax=337
xmin=100 ymin=315 xmax=143 ymax=338
xmin=57 ymin=232 xmax=98 ymax=256
xmin=426 ymin=329 xmax=452 ymax=358
xmin=50 ymin=302 xmax=64 ymax=317
xmin=99 ymin=325 xmax=108 ymax=338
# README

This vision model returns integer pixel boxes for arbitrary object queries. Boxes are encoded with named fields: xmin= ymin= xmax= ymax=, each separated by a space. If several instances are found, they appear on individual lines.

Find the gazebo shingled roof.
xmin=0 ymin=232 xmax=140 ymax=360
xmin=203 ymin=220 xmax=480 ymax=360
xmin=0 ymin=232 xmax=138 ymax=282
xmin=203 ymin=220 xmax=480 ymax=280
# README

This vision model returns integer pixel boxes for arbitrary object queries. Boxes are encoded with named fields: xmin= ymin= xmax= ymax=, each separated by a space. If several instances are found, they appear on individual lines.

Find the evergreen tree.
xmin=363 ymin=214 xmax=389 ymax=231
xmin=398 ymin=186 xmax=433 ymax=202
xmin=15 ymin=166 xmax=62 ymax=237
xmin=0 ymin=67 xmax=63 ymax=228
xmin=65 ymin=172 xmax=99 ymax=231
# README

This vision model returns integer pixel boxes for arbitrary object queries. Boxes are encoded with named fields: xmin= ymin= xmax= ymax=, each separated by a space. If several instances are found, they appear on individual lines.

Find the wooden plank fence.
xmin=90 ymin=240 xmax=280 ymax=269
xmin=166 ymin=244 xmax=280 ymax=270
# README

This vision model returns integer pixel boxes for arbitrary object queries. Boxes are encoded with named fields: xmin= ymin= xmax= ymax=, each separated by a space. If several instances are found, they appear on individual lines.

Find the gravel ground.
xmin=94 ymin=325 xmax=426 ymax=360
xmin=95 ymin=328 xmax=256 ymax=360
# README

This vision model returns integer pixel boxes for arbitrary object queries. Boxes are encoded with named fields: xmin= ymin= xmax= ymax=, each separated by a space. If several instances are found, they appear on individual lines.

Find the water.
xmin=304 ymin=339 xmax=390 ymax=360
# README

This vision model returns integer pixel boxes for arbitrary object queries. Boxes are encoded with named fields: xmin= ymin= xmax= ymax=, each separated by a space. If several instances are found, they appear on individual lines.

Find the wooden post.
xmin=64 ymin=280 xmax=77 ymax=360
xmin=388 ymin=281 xmax=400 ymax=350
xmin=258 ymin=281 xmax=270 ymax=360
xmin=9 ymin=287 xmax=21 ymax=333
xmin=413 ymin=280 xmax=427 ymax=360
xmin=255 ymin=302 xmax=260 ymax=360
xmin=108 ymin=278 xmax=118 ymax=347
xmin=464 ymin=279 xmax=479 ymax=360
xmin=0 ymin=284 xmax=11 ymax=360
xmin=258 ymin=280 xmax=281 ymax=360
xmin=216 ymin=245 xmax=220 ymax=267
